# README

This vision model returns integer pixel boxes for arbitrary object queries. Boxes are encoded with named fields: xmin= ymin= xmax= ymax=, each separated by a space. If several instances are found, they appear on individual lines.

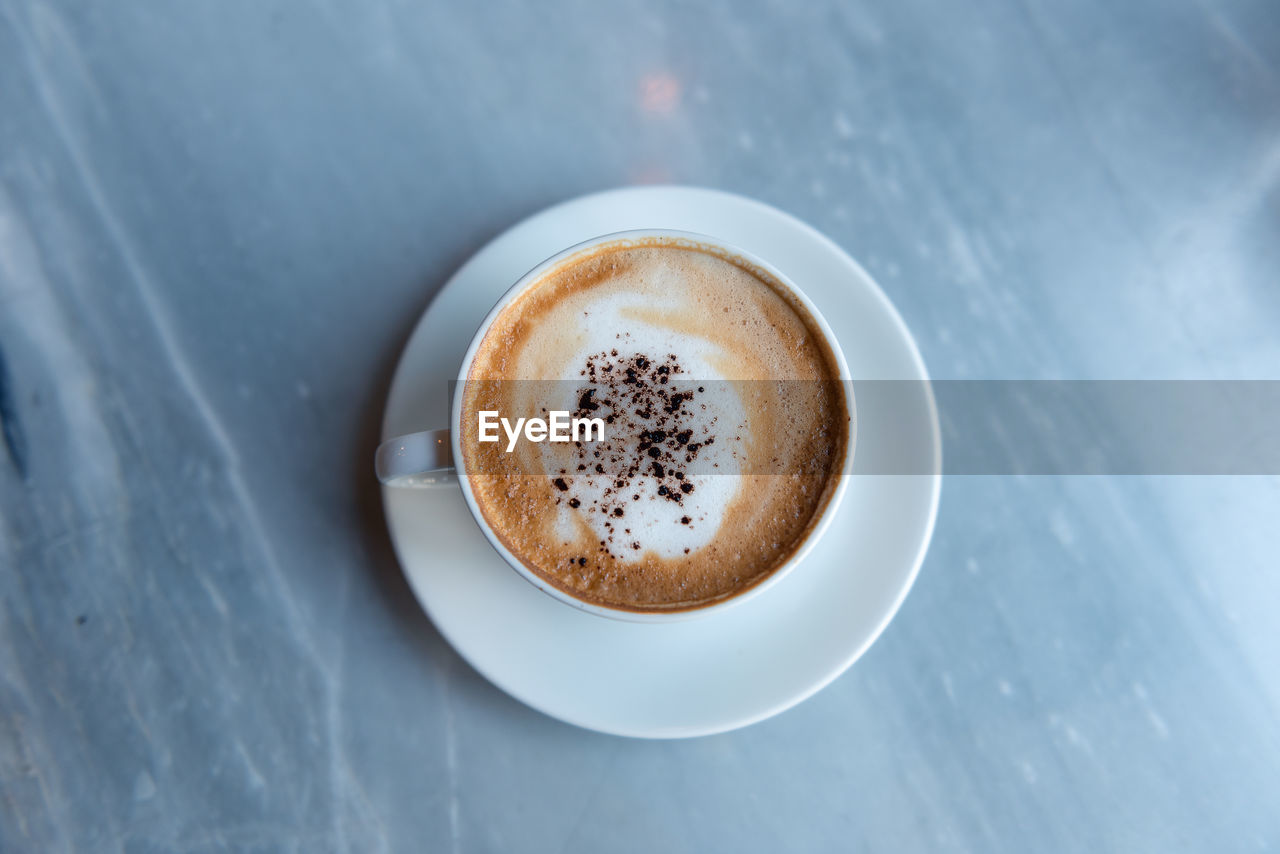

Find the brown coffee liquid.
xmin=461 ymin=238 xmax=849 ymax=612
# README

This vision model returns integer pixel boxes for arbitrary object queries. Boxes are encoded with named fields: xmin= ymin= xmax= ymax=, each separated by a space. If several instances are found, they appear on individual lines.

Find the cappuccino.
xmin=460 ymin=238 xmax=849 ymax=612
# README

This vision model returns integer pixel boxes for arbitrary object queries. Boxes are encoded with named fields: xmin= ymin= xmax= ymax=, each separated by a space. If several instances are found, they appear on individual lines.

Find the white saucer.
xmin=380 ymin=186 xmax=941 ymax=738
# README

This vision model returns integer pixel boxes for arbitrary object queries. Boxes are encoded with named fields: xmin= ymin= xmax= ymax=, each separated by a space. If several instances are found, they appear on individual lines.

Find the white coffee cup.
xmin=376 ymin=229 xmax=856 ymax=621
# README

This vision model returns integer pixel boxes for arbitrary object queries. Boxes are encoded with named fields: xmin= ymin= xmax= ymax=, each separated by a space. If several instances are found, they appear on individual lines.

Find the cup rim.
xmin=450 ymin=228 xmax=856 ymax=622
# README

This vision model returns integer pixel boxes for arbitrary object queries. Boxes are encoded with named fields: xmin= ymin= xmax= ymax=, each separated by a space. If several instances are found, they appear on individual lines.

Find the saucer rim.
xmin=380 ymin=185 xmax=941 ymax=738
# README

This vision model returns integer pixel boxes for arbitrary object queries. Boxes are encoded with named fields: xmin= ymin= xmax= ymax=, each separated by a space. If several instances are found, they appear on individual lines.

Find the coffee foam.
xmin=461 ymin=238 xmax=849 ymax=612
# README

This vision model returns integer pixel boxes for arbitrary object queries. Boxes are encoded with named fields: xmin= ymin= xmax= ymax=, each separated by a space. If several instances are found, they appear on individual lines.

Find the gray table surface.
xmin=3 ymin=1 xmax=1279 ymax=851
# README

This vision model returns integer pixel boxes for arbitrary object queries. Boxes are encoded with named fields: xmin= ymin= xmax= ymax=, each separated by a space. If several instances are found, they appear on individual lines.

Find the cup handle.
xmin=375 ymin=429 xmax=455 ymax=486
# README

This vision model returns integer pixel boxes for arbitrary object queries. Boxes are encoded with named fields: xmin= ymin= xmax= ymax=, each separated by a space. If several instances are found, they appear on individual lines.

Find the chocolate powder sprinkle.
xmin=558 ymin=350 xmax=715 ymax=559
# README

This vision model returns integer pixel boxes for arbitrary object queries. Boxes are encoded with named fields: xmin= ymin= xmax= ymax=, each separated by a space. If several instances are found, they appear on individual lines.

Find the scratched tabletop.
xmin=2 ymin=1 xmax=1279 ymax=851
